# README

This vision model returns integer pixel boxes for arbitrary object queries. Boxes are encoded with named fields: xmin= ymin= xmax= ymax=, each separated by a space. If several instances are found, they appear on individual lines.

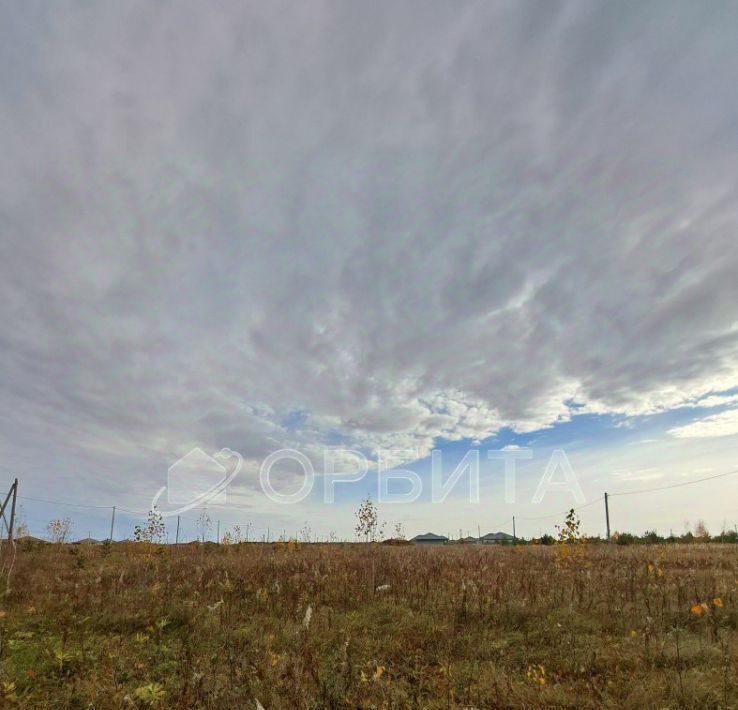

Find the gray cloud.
xmin=1 ymin=1 xmax=738 ymax=501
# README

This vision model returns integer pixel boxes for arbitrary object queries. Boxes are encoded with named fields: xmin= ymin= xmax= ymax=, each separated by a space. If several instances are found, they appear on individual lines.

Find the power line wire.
xmin=516 ymin=496 xmax=604 ymax=522
xmin=609 ymin=467 xmax=738 ymax=497
xmin=17 ymin=495 xmax=113 ymax=510
xmin=13 ymin=465 xmax=738 ymax=532
xmin=115 ymin=506 xmax=152 ymax=515
xmin=517 ymin=467 xmax=738 ymax=521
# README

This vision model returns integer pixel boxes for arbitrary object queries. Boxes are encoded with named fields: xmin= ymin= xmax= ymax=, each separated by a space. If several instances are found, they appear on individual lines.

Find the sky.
xmin=1 ymin=1 xmax=738 ymax=541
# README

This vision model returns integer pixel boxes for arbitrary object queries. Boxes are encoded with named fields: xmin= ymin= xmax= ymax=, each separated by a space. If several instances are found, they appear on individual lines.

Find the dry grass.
xmin=0 ymin=542 xmax=737 ymax=708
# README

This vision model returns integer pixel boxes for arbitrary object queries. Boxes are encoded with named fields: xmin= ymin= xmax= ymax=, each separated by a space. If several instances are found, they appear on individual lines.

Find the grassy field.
xmin=0 ymin=541 xmax=736 ymax=708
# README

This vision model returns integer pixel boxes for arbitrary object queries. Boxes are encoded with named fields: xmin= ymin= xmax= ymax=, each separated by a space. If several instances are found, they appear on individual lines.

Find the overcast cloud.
xmin=1 ymin=1 xmax=738 ymax=516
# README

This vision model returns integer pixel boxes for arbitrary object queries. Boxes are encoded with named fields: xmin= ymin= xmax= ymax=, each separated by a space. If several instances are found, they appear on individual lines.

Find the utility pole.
xmin=109 ymin=506 xmax=116 ymax=542
xmin=216 ymin=520 xmax=220 ymax=544
xmin=512 ymin=516 xmax=516 ymax=542
xmin=8 ymin=478 xmax=18 ymax=541
xmin=1 ymin=479 xmax=19 ymax=541
xmin=604 ymin=492 xmax=611 ymax=541
xmin=175 ymin=516 xmax=180 ymax=546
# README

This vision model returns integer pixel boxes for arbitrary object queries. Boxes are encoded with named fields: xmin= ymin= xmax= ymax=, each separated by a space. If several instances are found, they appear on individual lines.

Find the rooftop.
xmin=411 ymin=532 xmax=449 ymax=542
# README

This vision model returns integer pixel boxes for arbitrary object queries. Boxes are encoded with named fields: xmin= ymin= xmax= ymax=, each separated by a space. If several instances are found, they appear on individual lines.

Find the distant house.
xmin=410 ymin=532 xmax=449 ymax=545
xmin=479 ymin=531 xmax=514 ymax=545
xmin=73 ymin=537 xmax=101 ymax=545
xmin=458 ymin=536 xmax=480 ymax=544
xmin=15 ymin=535 xmax=47 ymax=545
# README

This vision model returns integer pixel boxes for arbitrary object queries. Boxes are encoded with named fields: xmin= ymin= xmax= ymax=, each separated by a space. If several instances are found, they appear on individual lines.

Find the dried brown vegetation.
xmin=0 ymin=542 xmax=737 ymax=708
